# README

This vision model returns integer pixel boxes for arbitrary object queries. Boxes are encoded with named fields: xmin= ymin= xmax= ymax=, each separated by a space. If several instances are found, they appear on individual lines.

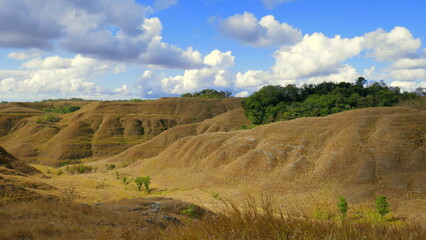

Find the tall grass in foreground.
xmin=0 ymin=197 xmax=424 ymax=240
xmin=138 ymin=197 xmax=425 ymax=240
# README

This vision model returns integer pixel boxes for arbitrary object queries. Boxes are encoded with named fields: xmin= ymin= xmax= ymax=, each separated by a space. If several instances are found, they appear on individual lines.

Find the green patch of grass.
xmin=42 ymin=105 xmax=80 ymax=114
xmin=65 ymin=164 xmax=93 ymax=174
xmin=36 ymin=114 xmax=60 ymax=124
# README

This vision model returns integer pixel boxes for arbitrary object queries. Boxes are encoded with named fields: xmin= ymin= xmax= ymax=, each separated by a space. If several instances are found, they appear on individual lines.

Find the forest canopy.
xmin=181 ymin=89 xmax=232 ymax=98
xmin=242 ymin=78 xmax=418 ymax=125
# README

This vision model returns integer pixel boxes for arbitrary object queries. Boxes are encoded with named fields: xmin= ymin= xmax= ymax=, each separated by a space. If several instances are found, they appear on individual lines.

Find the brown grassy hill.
xmin=0 ymin=146 xmax=40 ymax=175
xmin=129 ymin=106 xmax=426 ymax=203
xmin=104 ymin=107 xmax=250 ymax=163
xmin=0 ymin=98 xmax=242 ymax=165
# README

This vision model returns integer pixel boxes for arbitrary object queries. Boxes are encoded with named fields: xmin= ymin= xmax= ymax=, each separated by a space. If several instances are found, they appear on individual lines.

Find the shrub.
xmin=376 ymin=196 xmax=390 ymax=221
xmin=36 ymin=114 xmax=60 ymax=124
xmin=122 ymin=177 xmax=130 ymax=185
xmin=105 ymin=164 xmax=116 ymax=170
xmin=134 ymin=176 xmax=151 ymax=193
xmin=337 ymin=197 xmax=348 ymax=218
xmin=42 ymin=105 xmax=80 ymax=114
xmin=65 ymin=164 xmax=93 ymax=174
xmin=180 ymin=204 xmax=202 ymax=219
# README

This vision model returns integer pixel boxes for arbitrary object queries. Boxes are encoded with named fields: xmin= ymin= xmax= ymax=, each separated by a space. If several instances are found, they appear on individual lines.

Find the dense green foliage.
xmin=242 ymin=78 xmax=418 ymax=124
xmin=42 ymin=105 xmax=80 ymax=114
xmin=181 ymin=89 xmax=232 ymax=98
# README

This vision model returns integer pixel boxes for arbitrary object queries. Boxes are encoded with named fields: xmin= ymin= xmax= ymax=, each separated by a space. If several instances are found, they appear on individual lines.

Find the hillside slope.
xmin=129 ymin=106 xmax=426 ymax=202
xmin=104 ymin=107 xmax=250 ymax=163
xmin=0 ymin=98 xmax=243 ymax=165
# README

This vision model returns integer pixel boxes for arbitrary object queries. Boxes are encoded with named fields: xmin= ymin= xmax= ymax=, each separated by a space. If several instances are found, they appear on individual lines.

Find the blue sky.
xmin=0 ymin=0 xmax=425 ymax=101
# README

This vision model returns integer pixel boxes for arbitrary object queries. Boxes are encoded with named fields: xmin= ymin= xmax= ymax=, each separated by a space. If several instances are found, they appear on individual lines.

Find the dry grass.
xmin=139 ymin=196 xmax=426 ymax=240
xmin=0 ymin=196 xmax=424 ymax=240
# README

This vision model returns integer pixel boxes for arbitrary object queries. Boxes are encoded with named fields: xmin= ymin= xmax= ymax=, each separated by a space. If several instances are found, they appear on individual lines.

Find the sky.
xmin=0 ymin=0 xmax=425 ymax=101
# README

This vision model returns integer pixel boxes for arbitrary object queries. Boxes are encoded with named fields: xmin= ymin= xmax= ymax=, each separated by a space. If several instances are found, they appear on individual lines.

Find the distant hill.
xmin=0 ymin=98 xmax=244 ymax=165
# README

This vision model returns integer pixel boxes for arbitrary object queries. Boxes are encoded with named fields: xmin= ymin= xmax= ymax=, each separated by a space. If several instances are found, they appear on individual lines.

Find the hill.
xmin=125 ymin=106 xmax=425 ymax=210
xmin=0 ymin=98 xmax=243 ymax=165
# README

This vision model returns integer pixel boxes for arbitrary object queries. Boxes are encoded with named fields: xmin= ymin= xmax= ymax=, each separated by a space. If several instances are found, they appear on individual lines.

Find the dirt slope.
xmin=104 ymin=107 xmax=250 ymax=163
xmin=129 ymin=106 xmax=426 ymax=202
xmin=0 ymin=98 xmax=242 ymax=165
xmin=0 ymin=146 xmax=40 ymax=175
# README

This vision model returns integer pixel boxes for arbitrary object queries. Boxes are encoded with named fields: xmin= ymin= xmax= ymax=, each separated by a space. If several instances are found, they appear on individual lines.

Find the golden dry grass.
xmin=0 ymin=98 xmax=243 ymax=165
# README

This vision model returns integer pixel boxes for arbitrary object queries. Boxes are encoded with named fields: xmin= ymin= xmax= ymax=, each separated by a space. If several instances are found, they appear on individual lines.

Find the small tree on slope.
xmin=337 ymin=197 xmax=348 ymax=218
xmin=376 ymin=196 xmax=390 ymax=221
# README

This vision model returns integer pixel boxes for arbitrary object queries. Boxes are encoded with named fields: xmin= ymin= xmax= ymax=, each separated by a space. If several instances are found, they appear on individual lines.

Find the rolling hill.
xmin=0 ymin=98 xmax=243 ymax=165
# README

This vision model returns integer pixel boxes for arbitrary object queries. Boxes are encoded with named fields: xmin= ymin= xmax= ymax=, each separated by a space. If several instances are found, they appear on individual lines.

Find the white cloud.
xmin=235 ymin=70 xmax=270 ymax=88
xmin=113 ymin=84 xmax=131 ymax=95
xmin=138 ymin=50 xmax=235 ymax=97
xmin=390 ymin=69 xmax=426 ymax=81
xmin=306 ymin=65 xmax=359 ymax=84
xmin=217 ymin=12 xmax=302 ymax=47
xmin=7 ymin=49 xmax=43 ymax=60
xmin=364 ymin=27 xmax=421 ymax=61
xmin=204 ymin=50 xmax=235 ymax=68
xmin=235 ymin=91 xmax=250 ymax=97
xmin=392 ymin=58 xmax=426 ymax=69
xmin=154 ymin=0 xmax=178 ymax=10
xmin=389 ymin=81 xmax=421 ymax=91
xmin=272 ymin=33 xmax=365 ymax=79
xmin=0 ymin=0 xmax=202 ymax=69
xmin=0 ymin=55 xmax=128 ymax=97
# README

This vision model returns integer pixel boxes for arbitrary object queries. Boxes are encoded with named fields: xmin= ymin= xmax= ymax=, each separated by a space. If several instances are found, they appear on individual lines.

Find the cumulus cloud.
xmin=138 ymin=50 xmax=235 ymax=97
xmin=392 ymin=58 xmax=426 ymax=69
xmin=217 ymin=12 xmax=302 ymax=47
xmin=390 ymin=69 xmax=426 ymax=81
xmin=235 ymin=91 xmax=250 ymax=97
xmin=7 ymin=49 xmax=43 ymax=60
xmin=272 ymin=33 xmax=365 ymax=79
xmin=0 ymin=0 xmax=202 ymax=69
xmin=389 ymin=80 xmax=425 ymax=91
xmin=364 ymin=27 xmax=421 ymax=61
xmin=0 ymin=55 xmax=129 ymax=97
xmin=306 ymin=65 xmax=359 ymax=84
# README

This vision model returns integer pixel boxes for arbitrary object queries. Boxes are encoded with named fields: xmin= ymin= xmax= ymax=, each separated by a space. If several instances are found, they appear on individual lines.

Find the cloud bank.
xmin=0 ymin=0 xmax=202 ymax=69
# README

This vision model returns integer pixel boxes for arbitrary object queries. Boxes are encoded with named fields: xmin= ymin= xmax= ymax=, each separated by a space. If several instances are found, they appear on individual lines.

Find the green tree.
xmin=337 ymin=197 xmax=348 ymax=218
xmin=135 ymin=176 xmax=151 ymax=193
xmin=376 ymin=196 xmax=390 ymax=221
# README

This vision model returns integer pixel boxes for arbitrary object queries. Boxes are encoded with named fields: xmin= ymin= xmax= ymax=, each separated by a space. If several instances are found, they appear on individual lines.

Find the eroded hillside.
xmin=0 ymin=98 xmax=243 ymax=165
xmin=124 ymin=106 xmax=426 ymax=206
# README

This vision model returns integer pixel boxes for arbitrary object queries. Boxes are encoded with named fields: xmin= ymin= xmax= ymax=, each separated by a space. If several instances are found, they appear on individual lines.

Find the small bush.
xmin=376 ymin=196 xmax=390 ymax=221
xmin=134 ymin=176 xmax=151 ymax=193
xmin=42 ymin=105 xmax=80 ymax=114
xmin=105 ymin=164 xmax=116 ymax=170
xmin=65 ymin=164 xmax=93 ymax=174
xmin=122 ymin=177 xmax=130 ymax=185
xmin=36 ymin=114 xmax=60 ymax=124
xmin=337 ymin=197 xmax=348 ymax=218
xmin=180 ymin=205 xmax=202 ymax=218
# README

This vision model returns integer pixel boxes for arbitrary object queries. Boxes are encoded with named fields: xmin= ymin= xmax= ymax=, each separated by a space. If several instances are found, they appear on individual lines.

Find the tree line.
xmin=242 ymin=77 xmax=418 ymax=125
